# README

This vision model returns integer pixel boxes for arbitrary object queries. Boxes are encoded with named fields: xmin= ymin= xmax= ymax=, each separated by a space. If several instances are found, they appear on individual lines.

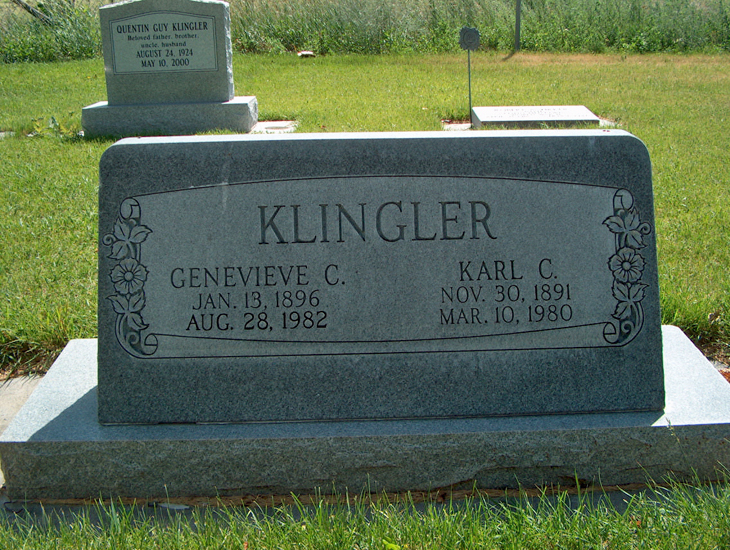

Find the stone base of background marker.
xmin=2 ymin=326 xmax=730 ymax=501
xmin=472 ymin=105 xmax=600 ymax=128
xmin=81 ymin=96 xmax=257 ymax=138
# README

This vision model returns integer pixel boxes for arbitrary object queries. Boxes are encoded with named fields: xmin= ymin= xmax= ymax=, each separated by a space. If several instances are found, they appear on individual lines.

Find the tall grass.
xmin=229 ymin=0 xmax=730 ymax=54
xmin=0 ymin=0 xmax=100 ymax=62
xmin=230 ymin=0 xmax=516 ymax=53
xmin=1 ymin=0 xmax=729 ymax=61
xmin=520 ymin=0 xmax=730 ymax=53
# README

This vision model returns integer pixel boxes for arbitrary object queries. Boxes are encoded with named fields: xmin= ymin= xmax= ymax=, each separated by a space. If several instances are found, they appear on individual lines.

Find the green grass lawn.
xmin=0 ymin=52 xmax=729 ymax=374
xmin=3 ymin=481 xmax=730 ymax=548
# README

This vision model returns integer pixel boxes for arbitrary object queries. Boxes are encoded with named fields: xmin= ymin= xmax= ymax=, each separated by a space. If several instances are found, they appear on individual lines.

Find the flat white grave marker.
xmin=472 ymin=105 xmax=600 ymax=128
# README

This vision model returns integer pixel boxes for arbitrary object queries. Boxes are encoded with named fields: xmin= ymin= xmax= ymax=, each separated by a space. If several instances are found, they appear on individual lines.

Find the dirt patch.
xmin=0 ymin=348 xmax=60 ymax=382
xmin=8 ymin=481 xmax=668 ymax=509
xmin=698 ymin=340 xmax=730 ymax=368
xmin=492 ymin=52 xmax=728 ymax=68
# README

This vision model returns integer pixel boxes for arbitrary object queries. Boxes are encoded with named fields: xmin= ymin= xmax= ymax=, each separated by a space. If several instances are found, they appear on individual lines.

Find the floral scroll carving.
xmin=602 ymin=189 xmax=652 ymax=345
xmin=102 ymin=198 xmax=158 ymax=357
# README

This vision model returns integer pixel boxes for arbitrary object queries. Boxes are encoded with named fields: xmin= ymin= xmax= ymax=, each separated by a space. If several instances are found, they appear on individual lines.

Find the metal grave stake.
xmin=459 ymin=27 xmax=480 ymax=128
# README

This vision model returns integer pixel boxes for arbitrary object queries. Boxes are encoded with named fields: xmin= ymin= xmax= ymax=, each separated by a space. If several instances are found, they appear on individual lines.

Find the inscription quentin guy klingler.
xmin=109 ymin=11 xmax=217 ymax=74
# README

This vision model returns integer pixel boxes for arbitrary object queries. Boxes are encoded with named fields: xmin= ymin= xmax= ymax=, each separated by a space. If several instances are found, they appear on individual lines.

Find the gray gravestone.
xmin=97 ymin=130 xmax=664 ymax=424
xmin=6 ymin=130 xmax=730 ymax=500
xmin=472 ymin=105 xmax=600 ymax=128
xmin=82 ymin=0 xmax=257 ymax=137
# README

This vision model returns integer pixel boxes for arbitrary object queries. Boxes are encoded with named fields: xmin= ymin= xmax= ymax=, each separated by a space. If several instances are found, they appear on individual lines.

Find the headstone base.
xmin=81 ymin=96 xmax=258 ymax=137
xmin=2 ymin=326 xmax=729 ymax=501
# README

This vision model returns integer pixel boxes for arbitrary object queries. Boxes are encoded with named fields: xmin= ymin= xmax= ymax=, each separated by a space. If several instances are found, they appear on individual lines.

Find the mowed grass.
xmin=4 ymin=481 xmax=730 ymax=549
xmin=0 ymin=52 xmax=729 ymax=373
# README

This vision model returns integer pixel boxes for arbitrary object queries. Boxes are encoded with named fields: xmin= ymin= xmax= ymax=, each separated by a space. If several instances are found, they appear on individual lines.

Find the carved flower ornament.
xmin=612 ymin=280 xmax=647 ymax=322
xmin=603 ymin=207 xmax=646 ymax=249
xmin=608 ymin=247 xmax=645 ymax=283
xmin=107 ymin=292 xmax=148 ymax=332
xmin=110 ymin=258 xmax=148 ymax=295
xmin=107 ymin=216 xmax=151 ymax=260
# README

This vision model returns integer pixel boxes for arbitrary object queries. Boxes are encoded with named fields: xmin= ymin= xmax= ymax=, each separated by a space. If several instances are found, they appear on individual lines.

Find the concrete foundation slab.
xmin=0 ymin=377 xmax=41 ymax=438
xmin=81 ymin=96 xmax=257 ymax=137
xmin=0 ymin=377 xmax=41 ymax=487
xmin=1 ymin=326 xmax=729 ymax=501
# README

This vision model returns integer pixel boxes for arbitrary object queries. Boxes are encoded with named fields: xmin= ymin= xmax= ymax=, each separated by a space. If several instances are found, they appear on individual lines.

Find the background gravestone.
xmin=82 ymin=0 xmax=257 ymax=137
xmin=472 ymin=105 xmax=600 ymax=128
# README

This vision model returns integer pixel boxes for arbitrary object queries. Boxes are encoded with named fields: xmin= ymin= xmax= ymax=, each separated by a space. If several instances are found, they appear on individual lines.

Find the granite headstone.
xmin=6 ymin=130 xmax=730 ymax=501
xmin=97 ymin=130 xmax=664 ymax=424
xmin=82 ymin=0 xmax=257 ymax=137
